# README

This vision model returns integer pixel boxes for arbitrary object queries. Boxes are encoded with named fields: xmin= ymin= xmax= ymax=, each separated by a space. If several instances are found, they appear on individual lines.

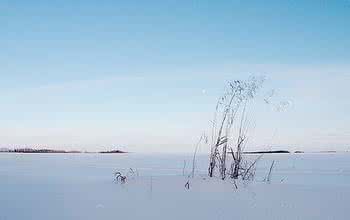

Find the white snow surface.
xmin=0 ymin=153 xmax=349 ymax=219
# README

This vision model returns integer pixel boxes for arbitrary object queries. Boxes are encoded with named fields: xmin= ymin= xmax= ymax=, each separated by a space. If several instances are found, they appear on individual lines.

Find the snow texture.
xmin=0 ymin=153 xmax=349 ymax=219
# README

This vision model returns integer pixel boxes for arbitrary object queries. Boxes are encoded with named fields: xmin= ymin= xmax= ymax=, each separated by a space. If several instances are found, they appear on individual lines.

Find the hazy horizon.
xmin=1 ymin=1 xmax=350 ymax=153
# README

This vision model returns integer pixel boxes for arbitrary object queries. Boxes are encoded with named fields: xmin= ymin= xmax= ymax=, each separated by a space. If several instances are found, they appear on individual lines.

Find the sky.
xmin=1 ymin=0 xmax=350 ymax=153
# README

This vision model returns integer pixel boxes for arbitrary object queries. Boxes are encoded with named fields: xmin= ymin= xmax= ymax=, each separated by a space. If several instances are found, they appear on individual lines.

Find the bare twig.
xmin=242 ymin=154 xmax=263 ymax=180
xmin=265 ymin=160 xmax=275 ymax=183
xmin=182 ymin=160 xmax=186 ymax=176
xmin=192 ymin=133 xmax=206 ymax=178
xmin=185 ymin=180 xmax=190 ymax=190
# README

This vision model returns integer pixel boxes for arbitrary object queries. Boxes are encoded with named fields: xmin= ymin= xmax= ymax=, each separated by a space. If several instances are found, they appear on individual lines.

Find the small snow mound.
xmin=95 ymin=204 xmax=104 ymax=209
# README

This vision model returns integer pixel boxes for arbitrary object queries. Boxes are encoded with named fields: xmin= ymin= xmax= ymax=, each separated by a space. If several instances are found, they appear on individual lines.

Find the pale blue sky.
xmin=1 ymin=0 xmax=350 ymax=152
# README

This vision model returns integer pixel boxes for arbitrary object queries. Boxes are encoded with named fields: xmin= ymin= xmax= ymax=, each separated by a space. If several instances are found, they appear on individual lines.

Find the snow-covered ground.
xmin=1 ymin=153 xmax=349 ymax=219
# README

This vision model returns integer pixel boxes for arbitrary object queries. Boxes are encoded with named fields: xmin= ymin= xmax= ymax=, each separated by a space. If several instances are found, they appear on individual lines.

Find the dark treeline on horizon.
xmin=0 ymin=148 xmax=127 ymax=154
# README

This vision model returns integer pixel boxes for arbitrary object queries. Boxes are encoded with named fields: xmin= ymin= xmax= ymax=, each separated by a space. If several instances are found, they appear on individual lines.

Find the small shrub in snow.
xmin=114 ymin=171 xmax=127 ymax=184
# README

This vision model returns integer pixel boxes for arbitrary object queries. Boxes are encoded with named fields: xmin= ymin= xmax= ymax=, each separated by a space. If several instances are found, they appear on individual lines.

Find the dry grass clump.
xmin=207 ymin=76 xmax=266 ymax=185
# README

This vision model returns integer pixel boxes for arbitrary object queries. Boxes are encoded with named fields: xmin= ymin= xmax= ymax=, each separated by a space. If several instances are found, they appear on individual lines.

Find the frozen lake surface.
xmin=1 ymin=153 xmax=350 ymax=219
